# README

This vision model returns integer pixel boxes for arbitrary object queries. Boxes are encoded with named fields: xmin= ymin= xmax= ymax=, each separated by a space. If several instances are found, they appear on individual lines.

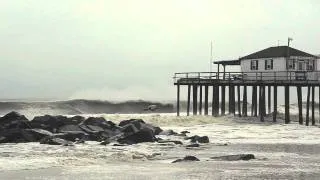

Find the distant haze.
xmin=1 ymin=0 xmax=319 ymax=101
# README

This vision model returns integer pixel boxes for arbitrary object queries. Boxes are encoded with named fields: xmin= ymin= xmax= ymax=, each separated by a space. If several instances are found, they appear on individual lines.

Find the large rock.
xmin=172 ymin=156 xmax=200 ymax=163
xmin=117 ymin=119 xmax=158 ymax=144
xmin=80 ymin=117 xmax=117 ymax=130
xmin=0 ymin=111 xmax=31 ymax=129
xmin=0 ymin=129 xmax=37 ymax=143
xmin=31 ymin=115 xmax=67 ymax=132
xmin=24 ymin=129 xmax=53 ymax=141
xmin=186 ymin=135 xmax=209 ymax=143
xmin=119 ymin=119 xmax=162 ymax=135
xmin=210 ymin=154 xmax=255 ymax=161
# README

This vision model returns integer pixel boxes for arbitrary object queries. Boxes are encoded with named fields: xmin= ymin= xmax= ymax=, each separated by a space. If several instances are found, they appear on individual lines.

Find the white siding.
xmin=240 ymin=57 xmax=319 ymax=80
xmin=240 ymin=57 xmax=286 ymax=72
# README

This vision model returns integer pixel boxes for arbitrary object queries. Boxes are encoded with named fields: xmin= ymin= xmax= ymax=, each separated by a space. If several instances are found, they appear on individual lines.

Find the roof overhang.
xmin=213 ymin=60 xmax=240 ymax=66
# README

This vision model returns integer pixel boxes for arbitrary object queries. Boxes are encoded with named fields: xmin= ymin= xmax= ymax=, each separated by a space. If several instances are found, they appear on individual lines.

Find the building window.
xmin=250 ymin=60 xmax=258 ymax=70
xmin=307 ymin=60 xmax=314 ymax=71
xmin=287 ymin=59 xmax=295 ymax=70
xmin=265 ymin=59 xmax=273 ymax=70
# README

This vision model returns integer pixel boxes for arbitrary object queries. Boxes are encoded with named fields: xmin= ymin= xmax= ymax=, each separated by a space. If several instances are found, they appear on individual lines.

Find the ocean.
xmin=0 ymin=101 xmax=320 ymax=179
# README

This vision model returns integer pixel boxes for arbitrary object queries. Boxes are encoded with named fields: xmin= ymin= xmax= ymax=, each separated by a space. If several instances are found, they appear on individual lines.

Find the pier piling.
xmin=273 ymin=85 xmax=277 ymax=122
xmin=285 ymin=86 xmax=290 ymax=124
xmin=187 ymin=85 xmax=191 ymax=116
xmin=297 ymin=86 xmax=303 ymax=124
xmin=237 ymin=85 xmax=241 ymax=117
xmin=176 ymin=85 xmax=180 ymax=116
xmin=312 ymin=86 xmax=315 ymax=125
xmin=204 ymin=85 xmax=209 ymax=115
xmin=221 ymin=86 xmax=226 ymax=115
xmin=306 ymin=86 xmax=310 ymax=126
xmin=199 ymin=85 xmax=203 ymax=115
xmin=242 ymin=85 xmax=247 ymax=116
xmin=193 ymin=85 xmax=198 ymax=115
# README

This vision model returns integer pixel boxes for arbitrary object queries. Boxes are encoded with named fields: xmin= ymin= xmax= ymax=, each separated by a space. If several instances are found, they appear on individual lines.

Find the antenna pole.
xmin=210 ymin=41 xmax=213 ymax=77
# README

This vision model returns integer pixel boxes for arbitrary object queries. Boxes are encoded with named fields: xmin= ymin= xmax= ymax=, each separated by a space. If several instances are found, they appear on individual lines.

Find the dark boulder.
xmin=210 ymin=154 xmax=255 ymax=161
xmin=186 ymin=135 xmax=209 ymax=143
xmin=40 ymin=136 xmax=73 ymax=146
xmin=172 ymin=156 xmax=200 ymax=163
xmin=31 ymin=115 xmax=66 ymax=132
xmin=81 ymin=117 xmax=117 ymax=130
xmin=58 ymin=124 xmax=83 ymax=133
xmin=119 ymin=119 xmax=162 ymax=135
xmin=118 ymin=127 xmax=156 ymax=144
xmin=0 ymin=111 xmax=31 ymax=129
xmin=24 ymin=129 xmax=53 ymax=141
xmin=0 ymin=128 xmax=36 ymax=143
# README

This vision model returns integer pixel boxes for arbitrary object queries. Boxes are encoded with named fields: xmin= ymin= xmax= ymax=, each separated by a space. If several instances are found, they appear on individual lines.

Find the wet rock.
xmin=172 ymin=156 xmax=200 ymax=163
xmin=0 ymin=129 xmax=37 ymax=143
xmin=186 ymin=135 xmax=209 ymax=143
xmin=0 ymin=111 xmax=31 ymax=129
xmin=186 ymin=143 xmax=200 ymax=148
xmin=81 ymin=117 xmax=117 ymax=130
xmin=158 ymin=140 xmax=183 ymax=145
xmin=40 ymin=136 xmax=73 ymax=146
xmin=119 ymin=119 xmax=162 ymax=135
xmin=210 ymin=154 xmax=255 ymax=161
xmin=58 ymin=124 xmax=83 ymax=133
xmin=24 ymin=129 xmax=53 ymax=141
xmin=31 ymin=115 xmax=66 ymax=132
xmin=118 ymin=127 xmax=156 ymax=144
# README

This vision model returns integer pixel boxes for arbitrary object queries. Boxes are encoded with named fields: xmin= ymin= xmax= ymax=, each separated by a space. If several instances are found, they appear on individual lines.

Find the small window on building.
xmin=307 ymin=60 xmax=314 ymax=71
xmin=265 ymin=59 xmax=273 ymax=70
xmin=250 ymin=60 xmax=258 ymax=70
xmin=287 ymin=59 xmax=295 ymax=70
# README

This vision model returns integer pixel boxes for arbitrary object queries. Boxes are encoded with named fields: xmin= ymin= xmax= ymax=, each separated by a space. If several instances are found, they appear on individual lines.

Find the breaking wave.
xmin=0 ymin=99 xmax=174 ymax=118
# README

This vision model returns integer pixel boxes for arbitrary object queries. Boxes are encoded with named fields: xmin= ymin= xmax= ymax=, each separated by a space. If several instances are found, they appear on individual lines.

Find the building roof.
xmin=213 ymin=59 xmax=240 ymax=65
xmin=239 ymin=46 xmax=316 ymax=60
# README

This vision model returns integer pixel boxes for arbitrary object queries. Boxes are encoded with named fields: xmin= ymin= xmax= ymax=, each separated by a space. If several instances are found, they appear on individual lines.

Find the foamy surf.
xmin=1 ymin=113 xmax=320 ymax=179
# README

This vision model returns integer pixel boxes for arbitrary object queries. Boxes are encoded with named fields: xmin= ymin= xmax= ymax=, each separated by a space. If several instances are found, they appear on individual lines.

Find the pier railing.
xmin=174 ymin=71 xmax=320 ymax=85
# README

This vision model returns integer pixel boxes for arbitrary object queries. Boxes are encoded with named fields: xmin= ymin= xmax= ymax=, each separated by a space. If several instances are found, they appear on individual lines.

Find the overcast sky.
xmin=1 ymin=0 xmax=319 ymax=101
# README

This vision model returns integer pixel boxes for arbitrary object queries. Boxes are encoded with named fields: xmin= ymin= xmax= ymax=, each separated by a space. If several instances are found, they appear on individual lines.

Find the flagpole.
xmin=210 ymin=41 xmax=213 ymax=78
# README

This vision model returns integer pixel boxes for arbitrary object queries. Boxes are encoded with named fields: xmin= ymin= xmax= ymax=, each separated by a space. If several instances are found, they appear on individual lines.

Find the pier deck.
xmin=173 ymin=71 xmax=320 ymax=126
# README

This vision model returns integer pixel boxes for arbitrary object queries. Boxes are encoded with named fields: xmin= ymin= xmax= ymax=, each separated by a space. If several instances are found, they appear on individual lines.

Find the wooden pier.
xmin=174 ymin=71 xmax=320 ymax=126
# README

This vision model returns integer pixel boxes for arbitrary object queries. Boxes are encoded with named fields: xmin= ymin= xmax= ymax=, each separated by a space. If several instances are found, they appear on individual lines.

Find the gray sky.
xmin=1 ymin=0 xmax=319 ymax=101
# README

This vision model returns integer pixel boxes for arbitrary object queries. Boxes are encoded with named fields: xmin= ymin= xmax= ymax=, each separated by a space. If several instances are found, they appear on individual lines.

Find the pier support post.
xmin=268 ymin=86 xmax=271 ymax=114
xmin=252 ymin=86 xmax=257 ymax=117
xmin=285 ymin=86 xmax=290 ymax=124
xmin=221 ymin=86 xmax=226 ymax=115
xmin=212 ymin=86 xmax=215 ymax=116
xmin=212 ymin=85 xmax=219 ymax=116
xmin=176 ymin=85 xmax=180 ymax=116
xmin=215 ymin=85 xmax=220 ymax=116
xmin=204 ymin=85 xmax=209 ymax=115
xmin=237 ymin=85 xmax=241 ymax=117
xmin=262 ymin=86 xmax=266 ymax=116
xmin=259 ymin=86 xmax=264 ymax=122
xmin=273 ymin=85 xmax=277 ymax=122
xmin=187 ymin=85 xmax=191 ymax=116
xmin=199 ymin=85 xmax=203 ymax=115
xmin=193 ymin=85 xmax=198 ymax=115
xmin=229 ymin=85 xmax=235 ymax=114
xmin=297 ymin=86 xmax=303 ymax=125
xmin=312 ymin=86 xmax=315 ymax=125
xmin=306 ymin=86 xmax=310 ymax=126
xmin=242 ymin=85 xmax=247 ymax=116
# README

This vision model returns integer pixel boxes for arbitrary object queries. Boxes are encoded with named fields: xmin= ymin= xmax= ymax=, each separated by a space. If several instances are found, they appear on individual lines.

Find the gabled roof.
xmin=239 ymin=46 xmax=316 ymax=60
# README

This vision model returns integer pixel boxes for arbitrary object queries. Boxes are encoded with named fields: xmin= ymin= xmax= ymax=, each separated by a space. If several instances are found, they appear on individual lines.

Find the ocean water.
xmin=1 ymin=113 xmax=320 ymax=180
